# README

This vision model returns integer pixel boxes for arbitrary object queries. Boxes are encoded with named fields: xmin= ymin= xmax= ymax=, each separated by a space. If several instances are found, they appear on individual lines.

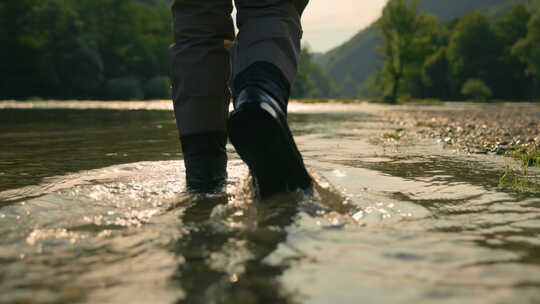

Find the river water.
xmin=0 ymin=101 xmax=539 ymax=303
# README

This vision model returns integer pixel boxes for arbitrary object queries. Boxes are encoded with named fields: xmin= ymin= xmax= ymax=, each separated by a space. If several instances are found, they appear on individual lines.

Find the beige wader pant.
xmin=171 ymin=0 xmax=308 ymax=137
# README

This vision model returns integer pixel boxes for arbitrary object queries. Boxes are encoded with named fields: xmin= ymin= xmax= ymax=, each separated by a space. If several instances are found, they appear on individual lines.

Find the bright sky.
xmin=301 ymin=0 xmax=388 ymax=52
xmin=232 ymin=1 xmax=388 ymax=53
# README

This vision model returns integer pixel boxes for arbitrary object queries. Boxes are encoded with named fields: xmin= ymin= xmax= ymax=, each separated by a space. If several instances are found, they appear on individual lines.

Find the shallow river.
xmin=0 ymin=101 xmax=539 ymax=303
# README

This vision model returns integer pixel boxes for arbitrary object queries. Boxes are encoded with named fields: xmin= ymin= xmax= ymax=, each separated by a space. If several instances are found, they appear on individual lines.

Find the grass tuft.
xmin=498 ymin=146 xmax=540 ymax=195
xmin=382 ymin=132 xmax=402 ymax=140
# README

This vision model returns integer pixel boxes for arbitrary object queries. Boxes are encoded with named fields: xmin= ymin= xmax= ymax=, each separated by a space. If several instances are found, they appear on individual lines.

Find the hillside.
xmin=316 ymin=0 xmax=532 ymax=97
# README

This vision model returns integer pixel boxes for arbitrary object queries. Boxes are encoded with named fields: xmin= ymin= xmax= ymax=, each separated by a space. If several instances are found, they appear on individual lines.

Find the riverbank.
xmin=2 ymin=99 xmax=538 ymax=159
xmin=384 ymin=102 xmax=540 ymax=159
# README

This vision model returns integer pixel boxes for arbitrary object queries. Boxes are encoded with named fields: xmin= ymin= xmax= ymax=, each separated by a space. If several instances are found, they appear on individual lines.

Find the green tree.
xmin=378 ymin=0 xmax=426 ymax=103
xmin=422 ymin=47 xmax=450 ymax=98
xmin=0 ymin=0 xmax=173 ymax=99
xmin=76 ymin=0 xmax=170 ymax=80
xmin=292 ymin=46 xmax=336 ymax=98
xmin=105 ymin=77 xmax=144 ymax=100
xmin=292 ymin=47 xmax=315 ymax=98
xmin=447 ymin=12 xmax=501 ymax=98
xmin=461 ymin=79 xmax=492 ymax=102
xmin=0 ymin=0 xmax=56 ymax=98
xmin=0 ymin=0 xmax=102 ymax=98
xmin=513 ymin=12 xmax=540 ymax=79
xmin=400 ymin=14 xmax=444 ymax=99
xmin=143 ymin=76 xmax=171 ymax=99
xmin=77 ymin=0 xmax=172 ymax=98
xmin=45 ymin=0 xmax=104 ymax=98
xmin=493 ymin=4 xmax=532 ymax=99
xmin=339 ymin=74 xmax=361 ymax=98
xmin=513 ymin=11 xmax=540 ymax=99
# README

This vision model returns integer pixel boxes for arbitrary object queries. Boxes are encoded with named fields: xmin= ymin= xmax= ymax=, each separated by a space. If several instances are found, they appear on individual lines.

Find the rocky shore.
xmin=385 ymin=103 xmax=540 ymax=162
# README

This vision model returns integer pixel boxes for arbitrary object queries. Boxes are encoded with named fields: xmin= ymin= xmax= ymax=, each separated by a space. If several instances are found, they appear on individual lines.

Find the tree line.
xmin=376 ymin=0 xmax=540 ymax=103
xmin=0 ymin=0 xmax=333 ymax=101
xmin=0 ymin=0 xmax=172 ymax=100
xmin=2 ymin=0 xmax=537 ymax=102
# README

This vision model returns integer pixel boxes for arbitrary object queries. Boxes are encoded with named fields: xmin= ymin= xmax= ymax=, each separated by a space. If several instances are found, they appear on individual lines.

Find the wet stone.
xmin=385 ymin=103 xmax=539 ymax=183
xmin=472 ymin=149 xmax=489 ymax=155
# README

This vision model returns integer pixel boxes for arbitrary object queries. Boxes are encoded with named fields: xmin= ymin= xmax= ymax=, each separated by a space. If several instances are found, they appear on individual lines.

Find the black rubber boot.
xmin=229 ymin=63 xmax=312 ymax=198
xmin=181 ymin=132 xmax=227 ymax=194
xmin=232 ymin=62 xmax=290 ymax=113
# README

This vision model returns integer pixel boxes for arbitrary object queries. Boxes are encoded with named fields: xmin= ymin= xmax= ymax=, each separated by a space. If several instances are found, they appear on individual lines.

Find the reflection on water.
xmin=0 ymin=109 xmax=179 ymax=193
xmin=0 ymin=102 xmax=539 ymax=303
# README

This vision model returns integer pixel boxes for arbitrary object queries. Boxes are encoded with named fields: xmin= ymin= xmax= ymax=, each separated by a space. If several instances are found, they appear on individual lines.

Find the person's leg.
xmin=171 ymin=0 xmax=234 ymax=193
xmin=228 ymin=0 xmax=311 ymax=198
xmin=232 ymin=0 xmax=308 ymax=108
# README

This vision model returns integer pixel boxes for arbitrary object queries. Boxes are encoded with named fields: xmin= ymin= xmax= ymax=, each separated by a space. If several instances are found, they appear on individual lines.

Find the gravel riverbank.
xmin=385 ymin=103 xmax=540 ymax=160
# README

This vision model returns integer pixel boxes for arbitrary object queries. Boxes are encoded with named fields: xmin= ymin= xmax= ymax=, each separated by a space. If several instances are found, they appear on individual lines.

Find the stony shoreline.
xmin=385 ymin=103 xmax=540 ymax=162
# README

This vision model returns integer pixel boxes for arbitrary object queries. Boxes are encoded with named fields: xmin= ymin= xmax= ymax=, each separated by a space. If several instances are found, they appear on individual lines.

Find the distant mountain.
xmin=316 ymin=0 xmax=533 ymax=97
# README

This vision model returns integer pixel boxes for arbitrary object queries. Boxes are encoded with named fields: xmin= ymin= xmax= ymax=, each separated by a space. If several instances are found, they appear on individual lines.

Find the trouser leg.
xmin=228 ymin=0 xmax=312 ymax=197
xmin=233 ymin=0 xmax=308 ymax=109
xmin=171 ymin=0 xmax=233 ymax=193
xmin=171 ymin=0 xmax=234 ymax=137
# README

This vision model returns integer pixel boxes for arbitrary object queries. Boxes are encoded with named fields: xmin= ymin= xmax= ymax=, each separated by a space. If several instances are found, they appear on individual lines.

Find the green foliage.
xmin=378 ymin=0 xmax=430 ymax=103
xmin=492 ymin=4 xmax=532 ymax=99
xmin=3 ymin=0 xmax=539 ymax=102
xmin=318 ymin=0 xmax=533 ymax=99
xmin=422 ymin=47 xmax=450 ymax=98
xmin=0 ymin=0 xmax=172 ymax=100
xmin=494 ymin=4 xmax=531 ymax=47
xmin=292 ymin=46 xmax=336 ymax=98
xmin=498 ymin=147 xmax=540 ymax=195
xmin=104 ymin=77 xmax=144 ymax=100
xmin=513 ymin=13 xmax=540 ymax=78
xmin=447 ymin=12 xmax=500 ymax=91
xmin=372 ymin=1 xmax=540 ymax=102
xmin=461 ymin=79 xmax=493 ymax=102
xmin=143 ymin=76 xmax=171 ymax=100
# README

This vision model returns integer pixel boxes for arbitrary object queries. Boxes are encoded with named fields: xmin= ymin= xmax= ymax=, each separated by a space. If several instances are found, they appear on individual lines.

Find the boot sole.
xmin=228 ymin=102 xmax=312 ymax=198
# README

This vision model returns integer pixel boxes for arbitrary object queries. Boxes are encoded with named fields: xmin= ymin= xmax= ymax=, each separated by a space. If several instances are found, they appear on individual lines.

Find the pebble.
xmin=387 ymin=107 xmax=538 ymax=159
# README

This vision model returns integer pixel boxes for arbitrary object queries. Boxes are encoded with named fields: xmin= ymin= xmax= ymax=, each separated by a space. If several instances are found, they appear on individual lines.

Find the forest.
xmin=0 ymin=0 xmax=172 ymax=100
xmin=373 ymin=0 xmax=540 ymax=102
xmin=0 ymin=0 xmax=539 ymax=102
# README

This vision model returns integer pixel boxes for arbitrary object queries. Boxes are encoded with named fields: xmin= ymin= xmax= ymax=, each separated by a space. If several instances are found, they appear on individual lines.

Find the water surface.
xmin=0 ymin=101 xmax=539 ymax=303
